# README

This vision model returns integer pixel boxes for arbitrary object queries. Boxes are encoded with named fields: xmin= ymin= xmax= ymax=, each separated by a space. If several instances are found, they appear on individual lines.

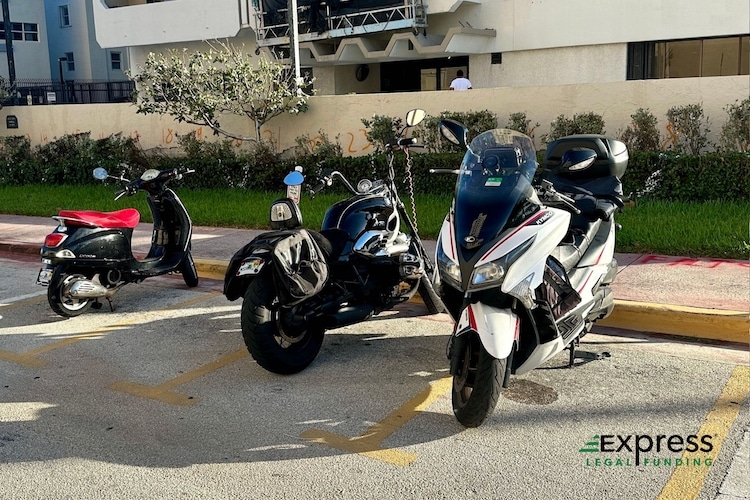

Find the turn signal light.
xmin=44 ymin=233 xmax=67 ymax=248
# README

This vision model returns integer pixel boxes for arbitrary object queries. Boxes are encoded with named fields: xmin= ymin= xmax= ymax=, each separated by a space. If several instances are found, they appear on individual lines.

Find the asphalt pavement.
xmin=0 ymin=213 xmax=748 ymax=499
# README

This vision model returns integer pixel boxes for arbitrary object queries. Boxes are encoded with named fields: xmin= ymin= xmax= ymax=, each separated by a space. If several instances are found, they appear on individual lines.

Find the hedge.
xmin=0 ymin=133 xmax=747 ymax=203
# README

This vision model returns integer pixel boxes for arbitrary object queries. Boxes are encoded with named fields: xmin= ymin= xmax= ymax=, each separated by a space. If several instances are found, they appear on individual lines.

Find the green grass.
xmin=0 ymin=185 xmax=747 ymax=259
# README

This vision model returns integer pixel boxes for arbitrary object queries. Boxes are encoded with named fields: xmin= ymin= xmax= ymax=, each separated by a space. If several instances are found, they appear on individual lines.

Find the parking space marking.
xmin=0 ymin=292 xmax=222 ymax=368
xmin=300 ymin=377 xmax=453 ymax=466
xmin=658 ymin=365 xmax=750 ymax=500
xmin=110 ymin=348 xmax=248 ymax=406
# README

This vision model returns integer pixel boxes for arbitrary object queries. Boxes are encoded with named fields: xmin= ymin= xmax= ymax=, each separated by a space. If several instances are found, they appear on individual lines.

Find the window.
xmin=59 ymin=5 xmax=70 ymax=27
xmin=0 ymin=22 xmax=38 ymax=41
xmin=23 ymin=23 xmax=38 ymax=41
xmin=628 ymin=35 xmax=749 ymax=80
xmin=65 ymin=52 xmax=75 ymax=71
xmin=111 ymin=52 xmax=121 ymax=71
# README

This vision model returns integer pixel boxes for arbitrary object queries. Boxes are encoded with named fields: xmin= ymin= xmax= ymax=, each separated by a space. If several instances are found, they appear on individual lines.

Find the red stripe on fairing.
xmin=467 ymin=304 xmax=478 ymax=331
xmin=577 ymin=270 xmax=593 ymax=294
xmin=478 ymin=210 xmax=548 ymax=264
xmin=514 ymin=318 xmax=520 ymax=341
xmin=448 ymin=214 xmax=456 ymax=261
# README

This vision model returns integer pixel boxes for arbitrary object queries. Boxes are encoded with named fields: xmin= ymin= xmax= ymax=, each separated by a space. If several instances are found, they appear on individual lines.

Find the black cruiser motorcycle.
xmin=434 ymin=120 xmax=627 ymax=427
xmin=224 ymin=109 xmax=444 ymax=374
xmin=37 ymin=166 xmax=198 ymax=317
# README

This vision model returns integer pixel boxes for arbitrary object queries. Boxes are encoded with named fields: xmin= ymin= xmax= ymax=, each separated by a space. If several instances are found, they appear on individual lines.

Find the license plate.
xmin=237 ymin=258 xmax=265 ymax=276
xmin=37 ymin=268 xmax=53 ymax=286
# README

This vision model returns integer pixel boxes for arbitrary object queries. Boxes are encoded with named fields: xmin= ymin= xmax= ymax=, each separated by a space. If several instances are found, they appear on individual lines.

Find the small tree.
xmin=665 ymin=103 xmax=711 ymax=154
xmin=542 ymin=112 xmax=605 ymax=144
xmin=506 ymin=111 xmax=540 ymax=138
xmin=130 ymin=41 xmax=314 ymax=143
xmin=719 ymin=98 xmax=750 ymax=152
xmin=619 ymin=108 xmax=661 ymax=153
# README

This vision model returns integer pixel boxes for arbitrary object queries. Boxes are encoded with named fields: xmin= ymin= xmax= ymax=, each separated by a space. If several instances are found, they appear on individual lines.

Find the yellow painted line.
xmin=110 ymin=348 xmax=248 ymax=406
xmin=599 ymin=300 xmax=749 ymax=344
xmin=0 ymin=292 xmax=221 ymax=368
xmin=658 ymin=365 xmax=750 ymax=500
xmin=301 ymin=377 xmax=453 ymax=466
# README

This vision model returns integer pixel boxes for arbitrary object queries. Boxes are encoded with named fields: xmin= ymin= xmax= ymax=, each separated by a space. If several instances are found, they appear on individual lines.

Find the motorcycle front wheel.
xmin=240 ymin=276 xmax=325 ymax=374
xmin=452 ymin=333 xmax=505 ymax=427
xmin=47 ymin=271 xmax=93 ymax=318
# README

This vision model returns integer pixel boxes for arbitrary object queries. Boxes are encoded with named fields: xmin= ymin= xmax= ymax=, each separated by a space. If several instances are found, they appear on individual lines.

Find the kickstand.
xmin=568 ymin=338 xmax=611 ymax=367
xmin=106 ymin=297 xmax=115 ymax=312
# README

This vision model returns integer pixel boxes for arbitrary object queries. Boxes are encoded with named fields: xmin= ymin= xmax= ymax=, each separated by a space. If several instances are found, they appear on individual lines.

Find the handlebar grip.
xmin=310 ymin=181 xmax=326 ymax=197
xmin=398 ymin=137 xmax=417 ymax=147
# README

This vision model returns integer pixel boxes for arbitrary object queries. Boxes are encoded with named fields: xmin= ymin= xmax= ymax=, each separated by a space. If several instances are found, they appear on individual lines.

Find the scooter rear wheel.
xmin=48 ymin=272 xmax=93 ymax=318
xmin=451 ymin=333 xmax=505 ymax=427
xmin=180 ymin=252 xmax=199 ymax=287
xmin=240 ymin=276 xmax=324 ymax=374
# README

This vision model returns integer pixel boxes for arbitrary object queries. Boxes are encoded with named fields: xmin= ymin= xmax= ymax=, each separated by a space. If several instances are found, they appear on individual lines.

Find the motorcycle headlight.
xmin=437 ymin=240 xmax=461 ymax=288
xmin=468 ymin=236 xmax=536 ymax=292
xmin=471 ymin=261 xmax=505 ymax=288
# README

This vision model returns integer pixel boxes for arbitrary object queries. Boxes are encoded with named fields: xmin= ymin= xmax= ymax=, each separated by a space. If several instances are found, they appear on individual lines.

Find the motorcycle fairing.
xmin=514 ymin=335 xmax=566 ymax=375
xmin=455 ymin=302 xmax=519 ymax=360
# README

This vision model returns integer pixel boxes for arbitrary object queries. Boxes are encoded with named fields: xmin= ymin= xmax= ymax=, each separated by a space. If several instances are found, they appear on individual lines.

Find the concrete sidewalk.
xmin=0 ymin=214 xmax=748 ymax=344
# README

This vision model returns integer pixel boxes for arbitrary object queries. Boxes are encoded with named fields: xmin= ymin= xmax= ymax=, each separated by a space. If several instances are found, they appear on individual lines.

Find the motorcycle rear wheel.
xmin=48 ymin=271 xmax=93 ymax=318
xmin=180 ymin=252 xmax=199 ymax=287
xmin=452 ymin=333 xmax=505 ymax=427
xmin=240 ymin=276 xmax=325 ymax=374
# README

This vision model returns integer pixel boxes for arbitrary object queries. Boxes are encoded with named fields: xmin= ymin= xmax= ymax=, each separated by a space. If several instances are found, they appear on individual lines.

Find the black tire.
xmin=452 ymin=333 xmax=505 ymax=427
xmin=240 ymin=276 xmax=325 ymax=374
xmin=180 ymin=252 xmax=199 ymax=287
xmin=47 ymin=271 xmax=93 ymax=318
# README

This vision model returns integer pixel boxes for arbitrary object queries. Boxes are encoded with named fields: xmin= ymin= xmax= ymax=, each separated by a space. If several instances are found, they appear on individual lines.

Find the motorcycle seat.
xmin=550 ymin=218 xmax=602 ymax=272
xmin=57 ymin=208 xmax=141 ymax=229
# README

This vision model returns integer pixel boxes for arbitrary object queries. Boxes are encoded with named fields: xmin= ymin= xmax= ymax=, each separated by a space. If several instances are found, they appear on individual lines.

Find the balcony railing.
xmin=255 ymin=0 xmax=426 ymax=47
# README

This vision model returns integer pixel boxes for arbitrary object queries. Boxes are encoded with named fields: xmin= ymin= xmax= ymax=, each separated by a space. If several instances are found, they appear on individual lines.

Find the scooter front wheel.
xmin=451 ymin=333 xmax=505 ymax=427
xmin=180 ymin=252 xmax=199 ymax=287
xmin=48 ymin=272 xmax=93 ymax=318
xmin=240 ymin=276 xmax=324 ymax=374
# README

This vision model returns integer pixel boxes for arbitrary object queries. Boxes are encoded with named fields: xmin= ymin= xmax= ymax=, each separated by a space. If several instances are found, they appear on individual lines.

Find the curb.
xmin=2 ymin=241 xmax=745 ymax=345
xmin=196 ymin=258 xmax=749 ymax=344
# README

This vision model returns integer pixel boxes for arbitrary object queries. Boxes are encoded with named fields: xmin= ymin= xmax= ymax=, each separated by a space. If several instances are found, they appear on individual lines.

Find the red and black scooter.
xmin=37 ymin=166 xmax=198 ymax=317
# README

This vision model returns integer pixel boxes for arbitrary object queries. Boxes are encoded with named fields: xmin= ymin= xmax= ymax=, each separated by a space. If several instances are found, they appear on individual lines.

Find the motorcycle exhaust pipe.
xmin=321 ymin=304 xmax=375 ymax=329
xmin=68 ymin=280 xmax=117 ymax=299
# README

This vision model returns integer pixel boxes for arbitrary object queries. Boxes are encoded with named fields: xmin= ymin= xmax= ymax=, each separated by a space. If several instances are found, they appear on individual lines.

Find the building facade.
xmin=0 ymin=0 xmax=51 ymax=81
xmin=92 ymin=0 xmax=749 ymax=95
xmin=45 ymin=0 xmax=130 ymax=83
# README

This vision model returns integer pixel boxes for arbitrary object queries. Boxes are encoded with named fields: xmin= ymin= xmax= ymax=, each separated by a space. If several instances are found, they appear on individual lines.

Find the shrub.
xmin=619 ymin=108 xmax=661 ymax=153
xmin=361 ymin=114 xmax=402 ymax=152
xmin=506 ymin=112 xmax=540 ymax=138
xmin=719 ymin=98 xmax=750 ymax=152
xmin=542 ymin=112 xmax=606 ymax=144
xmin=665 ymin=103 xmax=711 ymax=154
xmin=416 ymin=109 xmax=497 ymax=153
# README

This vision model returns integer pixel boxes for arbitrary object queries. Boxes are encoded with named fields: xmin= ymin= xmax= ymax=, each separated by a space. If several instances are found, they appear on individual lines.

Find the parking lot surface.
xmin=1 ymin=253 xmax=748 ymax=499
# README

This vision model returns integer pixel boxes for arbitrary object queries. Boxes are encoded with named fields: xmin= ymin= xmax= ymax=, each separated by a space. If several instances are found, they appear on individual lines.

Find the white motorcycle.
xmin=433 ymin=120 xmax=627 ymax=427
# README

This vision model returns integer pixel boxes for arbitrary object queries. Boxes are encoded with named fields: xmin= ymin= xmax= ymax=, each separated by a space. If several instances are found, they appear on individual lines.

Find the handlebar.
xmin=109 ymin=165 xmax=194 ymax=200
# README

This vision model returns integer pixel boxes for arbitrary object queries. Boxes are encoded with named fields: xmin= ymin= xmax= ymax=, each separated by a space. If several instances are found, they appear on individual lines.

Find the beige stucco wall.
xmin=2 ymin=76 xmax=746 ymax=154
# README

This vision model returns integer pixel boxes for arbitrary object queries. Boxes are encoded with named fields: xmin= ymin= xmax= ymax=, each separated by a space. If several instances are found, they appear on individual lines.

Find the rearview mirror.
xmin=560 ymin=148 xmax=597 ymax=172
xmin=93 ymin=167 xmax=108 ymax=180
xmin=405 ymin=109 xmax=426 ymax=127
xmin=438 ymin=119 xmax=469 ymax=149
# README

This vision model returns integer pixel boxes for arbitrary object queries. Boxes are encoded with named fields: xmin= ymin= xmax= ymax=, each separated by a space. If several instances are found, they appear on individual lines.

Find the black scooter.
xmin=37 ymin=166 xmax=198 ymax=317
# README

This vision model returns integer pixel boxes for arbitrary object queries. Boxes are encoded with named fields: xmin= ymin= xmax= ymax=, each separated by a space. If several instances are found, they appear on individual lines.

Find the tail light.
xmin=44 ymin=233 xmax=67 ymax=248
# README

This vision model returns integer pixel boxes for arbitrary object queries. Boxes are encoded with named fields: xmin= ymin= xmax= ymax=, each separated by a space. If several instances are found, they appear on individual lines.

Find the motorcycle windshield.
xmin=453 ymin=129 xmax=538 ymax=254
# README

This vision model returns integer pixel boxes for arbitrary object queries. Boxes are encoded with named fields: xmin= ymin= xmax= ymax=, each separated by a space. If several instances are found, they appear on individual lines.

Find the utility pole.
xmin=1 ymin=0 xmax=16 ymax=88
